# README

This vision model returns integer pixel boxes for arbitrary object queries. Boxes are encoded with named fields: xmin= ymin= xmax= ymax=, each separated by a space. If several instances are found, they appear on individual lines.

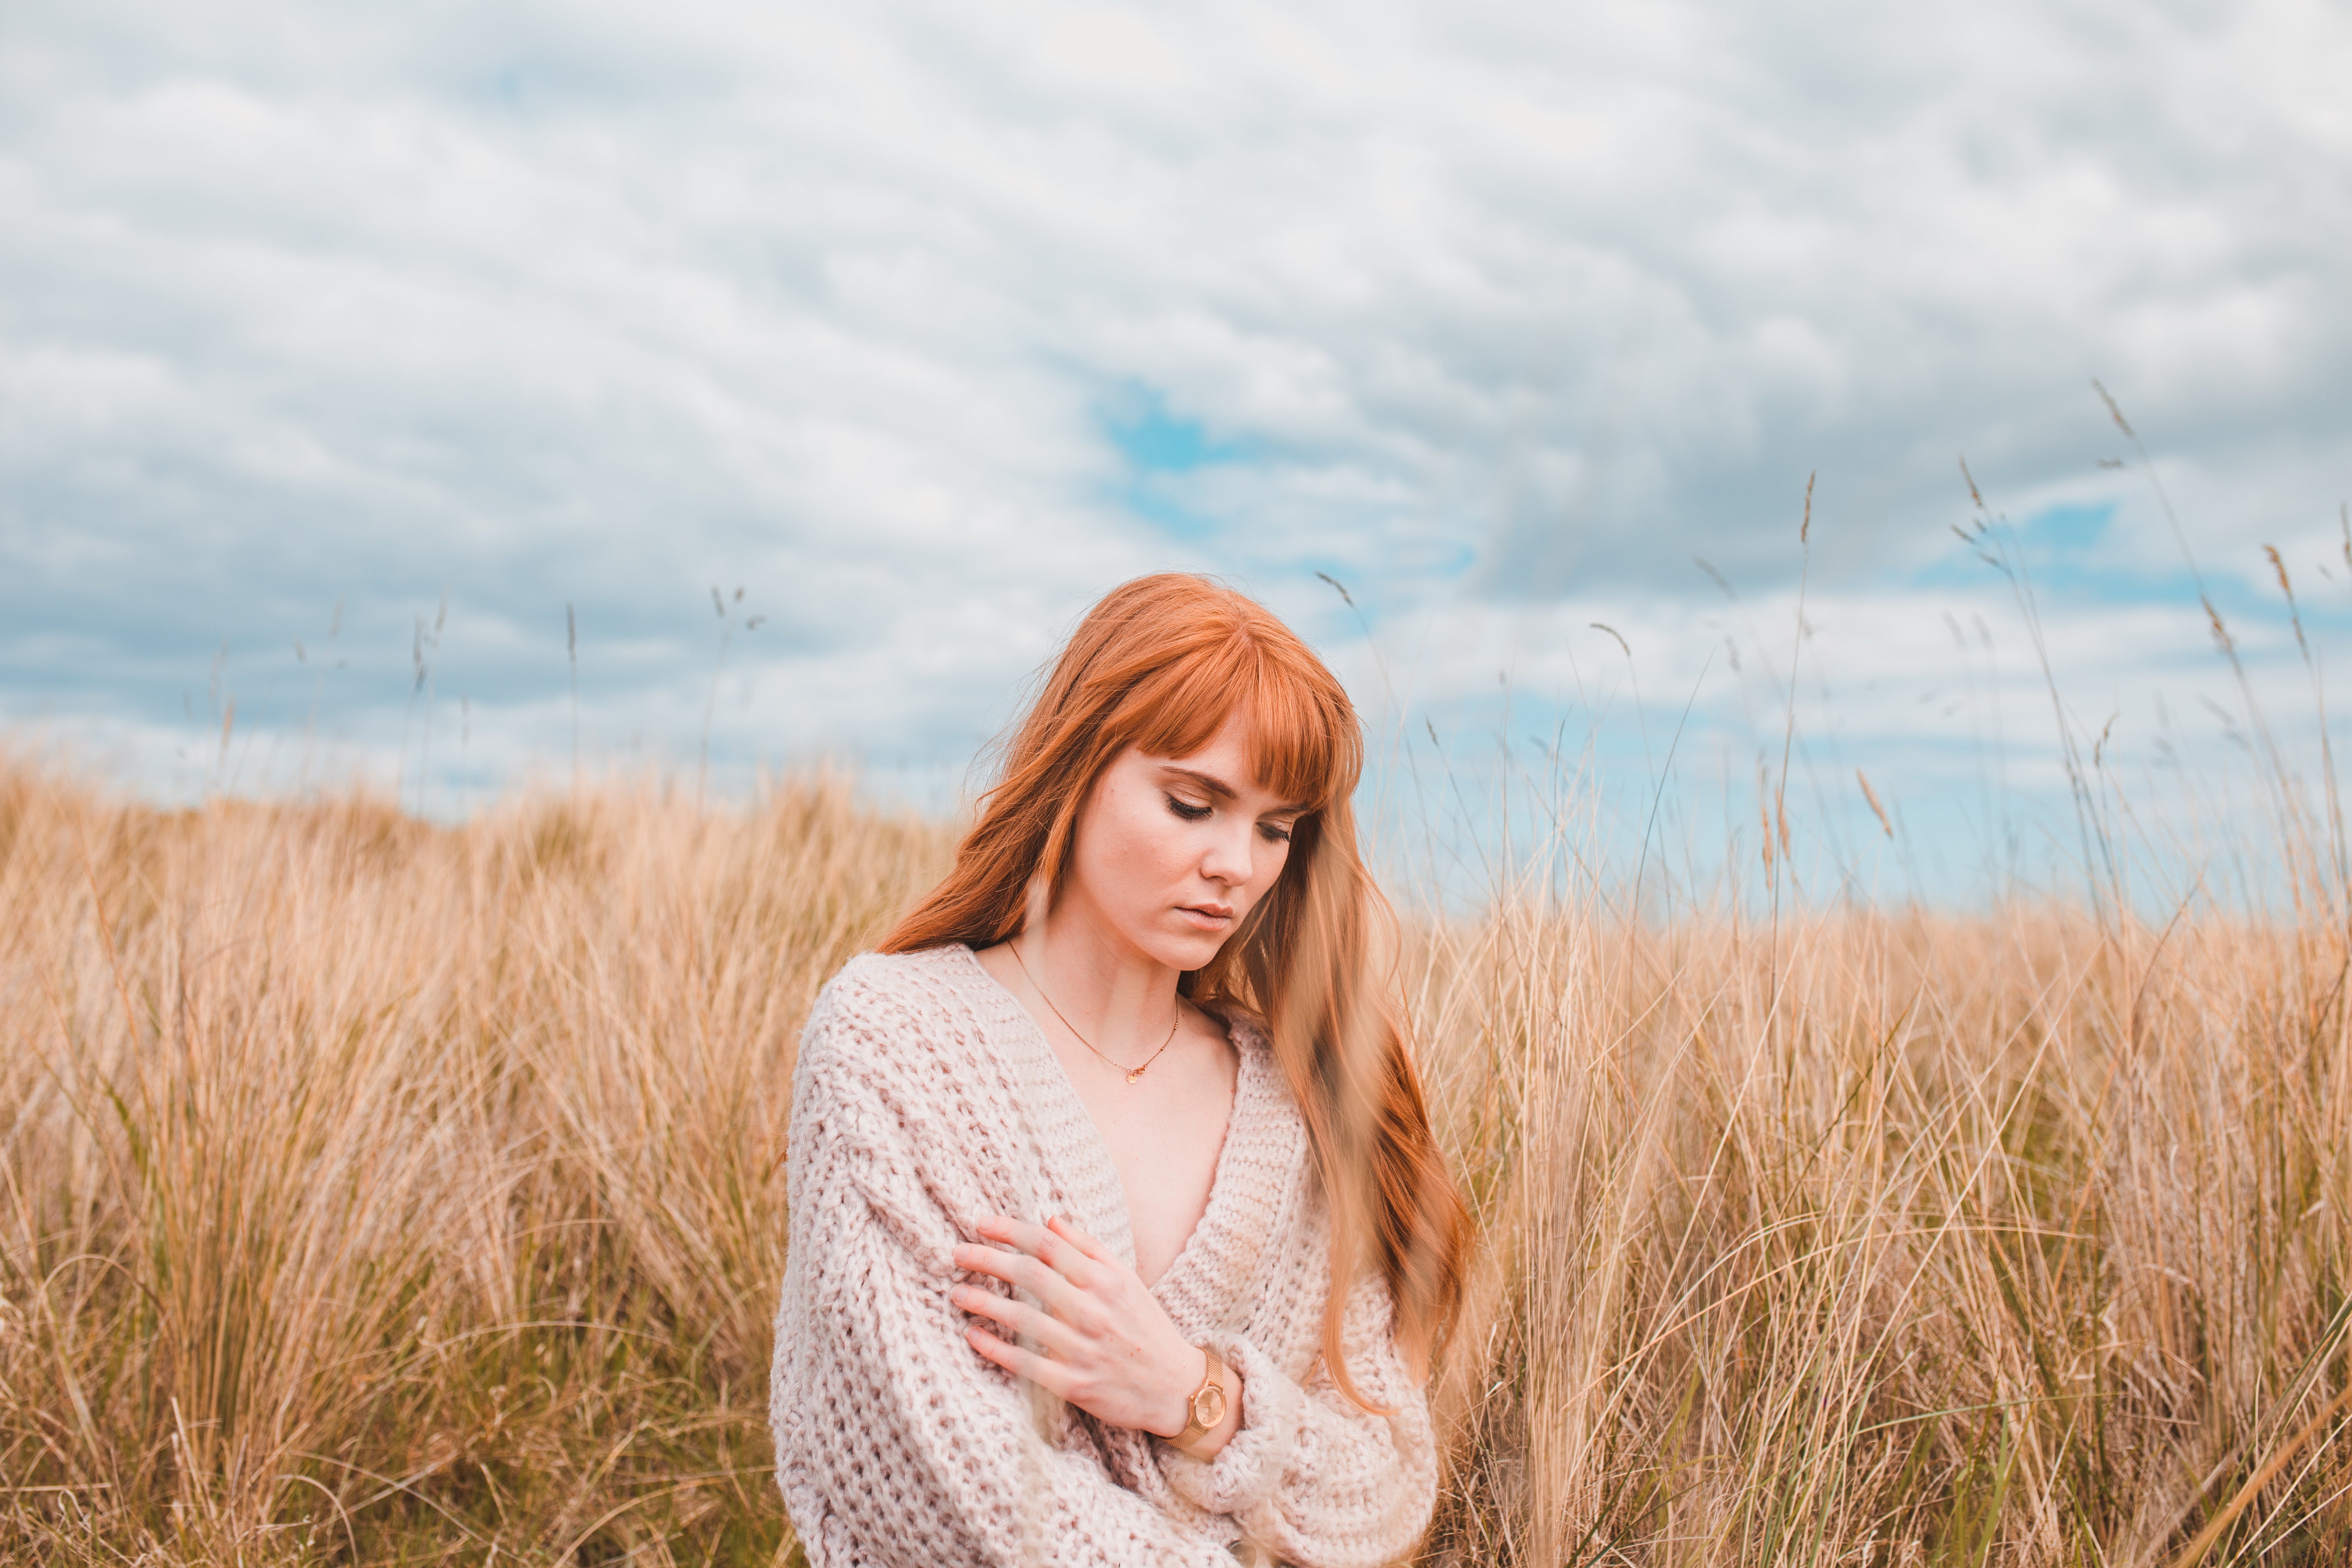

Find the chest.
xmin=1051 ymin=1033 xmax=1237 ymax=1289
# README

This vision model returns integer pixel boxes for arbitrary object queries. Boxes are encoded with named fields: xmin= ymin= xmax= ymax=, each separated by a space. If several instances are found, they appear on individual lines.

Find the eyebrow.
xmin=1160 ymin=766 xmax=1310 ymax=817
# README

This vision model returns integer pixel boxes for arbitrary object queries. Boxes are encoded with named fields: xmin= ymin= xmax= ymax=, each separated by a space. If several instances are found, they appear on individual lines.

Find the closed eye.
xmin=1258 ymin=821 xmax=1294 ymax=844
xmin=1165 ymin=794 xmax=1212 ymax=822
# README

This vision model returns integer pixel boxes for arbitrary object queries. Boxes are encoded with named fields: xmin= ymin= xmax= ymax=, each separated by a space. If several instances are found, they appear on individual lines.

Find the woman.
xmin=769 ymin=575 xmax=1470 ymax=1567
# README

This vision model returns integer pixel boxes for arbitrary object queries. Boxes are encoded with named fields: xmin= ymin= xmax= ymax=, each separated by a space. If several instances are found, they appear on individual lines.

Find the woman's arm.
xmin=959 ymin=1215 xmax=1439 ymax=1568
xmin=771 ymin=1002 xmax=1239 ymax=1568
xmin=1158 ymin=1271 xmax=1438 ymax=1568
xmin=952 ymin=1215 xmax=1243 ymax=1456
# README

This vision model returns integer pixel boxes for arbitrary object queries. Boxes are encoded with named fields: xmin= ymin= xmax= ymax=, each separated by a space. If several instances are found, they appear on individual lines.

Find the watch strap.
xmin=1170 ymin=1345 xmax=1228 ymax=1455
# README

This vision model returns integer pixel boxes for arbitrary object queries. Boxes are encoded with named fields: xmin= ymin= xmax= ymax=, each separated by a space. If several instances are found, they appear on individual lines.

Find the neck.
xmin=1016 ymin=899 xmax=1180 ymax=1047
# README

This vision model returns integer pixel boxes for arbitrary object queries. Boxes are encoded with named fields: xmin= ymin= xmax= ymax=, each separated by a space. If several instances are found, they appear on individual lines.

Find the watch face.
xmin=1194 ymin=1383 xmax=1227 ymax=1430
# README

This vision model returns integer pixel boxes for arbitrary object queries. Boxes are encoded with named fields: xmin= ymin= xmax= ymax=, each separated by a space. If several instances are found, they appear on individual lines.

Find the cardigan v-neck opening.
xmin=949 ymin=942 xmax=1266 ymax=1302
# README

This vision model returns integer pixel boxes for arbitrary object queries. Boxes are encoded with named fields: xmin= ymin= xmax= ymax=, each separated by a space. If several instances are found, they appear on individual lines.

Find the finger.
xmin=953 ymin=1241 xmax=1020 ymax=1286
xmin=1046 ymin=1214 xmax=1118 ymax=1267
xmin=965 ymin=1323 xmax=1076 ymax=1400
xmin=952 ymin=1244 xmax=1081 ymax=1314
xmin=965 ymin=1218 xmax=1097 ymax=1288
xmin=974 ymin=1215 xmax=1058 ymax=1258
xmin=980 ymin=1216 xmax=1100 ymax=1289
xmin=952 ymin=1286 xmax=1081 ymax=1358
xmin=1031 ymin=1226 xmax=1096 ymax=1286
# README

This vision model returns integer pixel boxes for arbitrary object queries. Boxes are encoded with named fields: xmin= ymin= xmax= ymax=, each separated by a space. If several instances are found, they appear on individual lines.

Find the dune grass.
xmin=2 ymin=754 xmax=2346 ymax=1565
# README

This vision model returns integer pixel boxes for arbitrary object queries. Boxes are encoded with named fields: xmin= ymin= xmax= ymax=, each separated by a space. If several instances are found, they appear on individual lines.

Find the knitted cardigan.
xmin=769 ymin=943 xmax=1437 ymax=1568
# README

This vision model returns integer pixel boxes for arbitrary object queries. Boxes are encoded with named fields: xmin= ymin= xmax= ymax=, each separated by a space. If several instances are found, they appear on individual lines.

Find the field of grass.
xmin=3 ymin=753 xmax=2347 ymax=1565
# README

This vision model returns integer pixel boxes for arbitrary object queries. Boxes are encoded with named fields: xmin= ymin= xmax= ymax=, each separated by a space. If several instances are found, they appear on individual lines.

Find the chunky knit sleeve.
xmin=1157 ymin=1271 xmax=1438 ymax=1568
xmin=771 ymin=973 xmax=1240 ymax=1568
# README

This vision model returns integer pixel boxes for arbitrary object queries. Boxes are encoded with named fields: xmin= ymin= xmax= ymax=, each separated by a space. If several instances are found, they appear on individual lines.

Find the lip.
xmin=1177 ymin=902 xmax=1234 ymax=927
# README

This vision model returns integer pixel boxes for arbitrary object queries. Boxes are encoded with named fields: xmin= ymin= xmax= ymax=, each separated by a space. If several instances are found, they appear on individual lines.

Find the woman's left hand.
xmin=952 ymin=1214 xmax=1204 ymax=1439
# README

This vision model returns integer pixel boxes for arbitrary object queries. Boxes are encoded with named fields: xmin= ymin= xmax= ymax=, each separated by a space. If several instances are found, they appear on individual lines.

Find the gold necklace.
xmin=1008 ymin=940 xmax=1182 ymax=1084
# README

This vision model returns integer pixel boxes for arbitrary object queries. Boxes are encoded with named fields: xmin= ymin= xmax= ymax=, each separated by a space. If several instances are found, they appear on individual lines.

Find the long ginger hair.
xmin=878 ymin=574 xmax=1470 ymax=1400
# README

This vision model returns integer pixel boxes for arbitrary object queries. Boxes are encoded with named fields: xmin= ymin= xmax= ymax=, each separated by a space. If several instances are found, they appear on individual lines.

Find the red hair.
xmin=879 ymin=574 xmax=1470 ymax=1400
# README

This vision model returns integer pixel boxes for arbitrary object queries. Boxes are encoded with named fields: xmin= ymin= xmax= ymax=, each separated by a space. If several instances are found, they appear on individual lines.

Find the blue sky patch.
xmin=1101 ymin=385 xmax=1248 ymax=475
xmin=1908 ymin=497 xmax=2340 ymax=652
xmin=1119 ymin=484 xmax=1217 ymax=542
xmin=1099 ymin=384 xmax=1259 ymax=540
xmin=1917 ymin=499 xmax=2196 ymax=606
xmin=2027 ymin=501 xmax=2111 ymax=554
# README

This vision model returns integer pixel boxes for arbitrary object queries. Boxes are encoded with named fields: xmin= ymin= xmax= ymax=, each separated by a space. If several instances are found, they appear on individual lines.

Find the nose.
xmin=1198 ymin=814 xmax=1256 ymax=888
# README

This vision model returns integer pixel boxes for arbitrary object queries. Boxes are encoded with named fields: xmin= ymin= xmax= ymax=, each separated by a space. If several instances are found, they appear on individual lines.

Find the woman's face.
xmin=1061 ymin=708 xmax=1306 ymax=974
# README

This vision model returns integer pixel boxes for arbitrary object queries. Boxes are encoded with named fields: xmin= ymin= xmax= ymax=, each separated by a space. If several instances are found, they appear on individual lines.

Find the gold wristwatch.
xmin=1170 ymin=1346 xmax=1228 ymax=1456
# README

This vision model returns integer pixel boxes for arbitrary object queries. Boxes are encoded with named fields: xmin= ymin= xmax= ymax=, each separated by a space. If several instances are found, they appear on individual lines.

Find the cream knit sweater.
xmin=769 ymin=943 xmax=1437 ymax=1568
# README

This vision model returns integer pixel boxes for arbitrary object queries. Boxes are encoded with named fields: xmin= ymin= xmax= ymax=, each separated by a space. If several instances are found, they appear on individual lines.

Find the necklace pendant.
xmin=1127 ymin=1067 xmax=1144 ymax=1083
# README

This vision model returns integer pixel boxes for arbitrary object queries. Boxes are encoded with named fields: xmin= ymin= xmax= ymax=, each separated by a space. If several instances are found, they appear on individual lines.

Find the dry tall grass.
xmin=3 ymin=756 xmax=2346 ymax=1565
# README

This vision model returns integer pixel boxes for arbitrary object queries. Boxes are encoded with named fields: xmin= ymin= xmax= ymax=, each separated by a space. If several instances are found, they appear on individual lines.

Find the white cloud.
xmin=1 ymin=0 xmax=2346 ymax=889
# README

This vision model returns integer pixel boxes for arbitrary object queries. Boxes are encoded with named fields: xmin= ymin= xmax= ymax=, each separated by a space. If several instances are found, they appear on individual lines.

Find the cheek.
xmin=1250 ymin=836 xmax=1293 ymax=897
xmin=1087 ymin=792 xmax=1194 ymax=894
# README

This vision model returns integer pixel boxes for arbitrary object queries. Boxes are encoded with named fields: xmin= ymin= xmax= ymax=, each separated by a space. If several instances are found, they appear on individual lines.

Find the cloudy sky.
xmin=4 ymin=0 xmax=2348 ymax=902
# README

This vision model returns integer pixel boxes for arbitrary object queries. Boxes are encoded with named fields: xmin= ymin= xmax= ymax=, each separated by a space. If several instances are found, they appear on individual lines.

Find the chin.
xmin=1141 ymin=930 xmax=1230 ymax=973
